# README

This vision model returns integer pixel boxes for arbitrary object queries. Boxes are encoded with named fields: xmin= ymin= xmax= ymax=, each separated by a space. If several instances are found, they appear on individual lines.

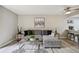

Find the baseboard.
xmin=0 ymin=39 xmax=15 ymax=48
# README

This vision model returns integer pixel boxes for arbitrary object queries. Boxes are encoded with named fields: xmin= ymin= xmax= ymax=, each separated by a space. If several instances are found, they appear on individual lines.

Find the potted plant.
xmin=29 ymin=35 xmax=35 ymax=41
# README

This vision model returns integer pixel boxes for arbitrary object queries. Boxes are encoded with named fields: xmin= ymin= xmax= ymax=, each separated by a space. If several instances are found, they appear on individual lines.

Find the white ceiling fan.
xmin=64 ymin=6 xmax=79 ymax=15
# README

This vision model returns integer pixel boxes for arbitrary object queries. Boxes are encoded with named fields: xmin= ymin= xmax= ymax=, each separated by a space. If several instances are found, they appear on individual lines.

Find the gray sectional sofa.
xmin=43 ymin=35 xmax=61 ymax=48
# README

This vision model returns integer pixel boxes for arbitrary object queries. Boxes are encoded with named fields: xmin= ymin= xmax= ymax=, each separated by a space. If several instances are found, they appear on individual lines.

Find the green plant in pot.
xmin=28 ymin=30 xmax=35 ymax=41
xmin=29 ymin=35 xmax=35 ymax=41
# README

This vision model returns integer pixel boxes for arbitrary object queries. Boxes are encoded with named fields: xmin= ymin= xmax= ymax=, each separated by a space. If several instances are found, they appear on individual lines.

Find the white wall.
xmin=0 ymin=6 xmax=18 ymax=47
xmin=18 ymin=15 xmax=67 ymax=34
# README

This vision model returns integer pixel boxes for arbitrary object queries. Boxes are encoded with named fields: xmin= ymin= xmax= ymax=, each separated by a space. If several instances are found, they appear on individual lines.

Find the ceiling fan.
xmin=64 ymin=6 xmax=79 ymax=14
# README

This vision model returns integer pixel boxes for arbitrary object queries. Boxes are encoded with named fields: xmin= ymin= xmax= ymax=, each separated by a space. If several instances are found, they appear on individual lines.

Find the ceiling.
xmin=3 ymin=5 xmax=65 ymax=15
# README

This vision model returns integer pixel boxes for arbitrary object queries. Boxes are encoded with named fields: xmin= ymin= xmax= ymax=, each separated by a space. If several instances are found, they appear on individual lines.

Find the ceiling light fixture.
xmin=65 ymin=11 xmax=71 ymax=14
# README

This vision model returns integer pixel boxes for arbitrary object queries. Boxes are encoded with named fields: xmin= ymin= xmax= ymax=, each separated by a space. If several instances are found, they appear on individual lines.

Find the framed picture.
xmin=34 ymin=17 xmax=45 ymax=28
xmin=67 ymin=20 xmax=73 ymax=24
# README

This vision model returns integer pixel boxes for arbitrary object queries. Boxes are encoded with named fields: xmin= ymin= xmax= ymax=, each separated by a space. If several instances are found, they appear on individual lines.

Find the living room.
xmin=0 ymin=5 xmax=79 ymax=53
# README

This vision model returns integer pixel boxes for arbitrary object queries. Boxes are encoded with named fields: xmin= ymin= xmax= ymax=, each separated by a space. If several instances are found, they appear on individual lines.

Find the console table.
xmin=68 ymin=30 xmax=79 ymax=43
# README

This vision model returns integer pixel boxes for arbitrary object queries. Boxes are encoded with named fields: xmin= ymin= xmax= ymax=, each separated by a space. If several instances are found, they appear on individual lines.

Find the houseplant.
xmin=28 ymin=30 xmax=35 ymax=41
xmin=29 ymin=35 xmax=35 ymax=41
